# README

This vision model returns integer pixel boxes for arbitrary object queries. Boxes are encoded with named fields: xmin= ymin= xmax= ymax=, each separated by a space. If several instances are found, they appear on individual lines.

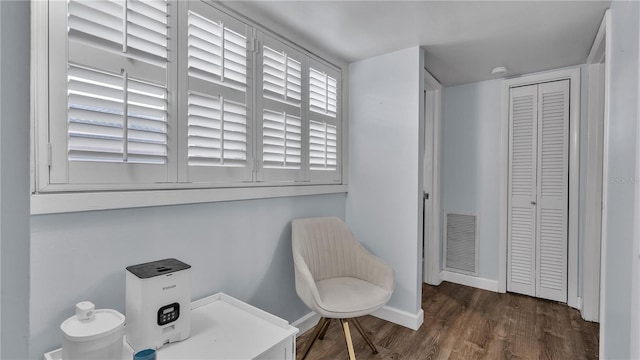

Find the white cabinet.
xmin=45 ymin=293 xmax=298 ymax=360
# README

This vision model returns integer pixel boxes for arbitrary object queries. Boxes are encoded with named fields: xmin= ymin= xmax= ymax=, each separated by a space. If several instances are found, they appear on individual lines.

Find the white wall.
xmin=346 ymin=46 xmax=425 ymax=322
xmin=0 ymin=0 xmax=31 ymax=358
xmin=600 ymin=1 xmax=639 ymax=358
xmin=30 ymin=194 xmax=345 ymax=358
xmin=442 ymin=79 xmax=502 ymax=281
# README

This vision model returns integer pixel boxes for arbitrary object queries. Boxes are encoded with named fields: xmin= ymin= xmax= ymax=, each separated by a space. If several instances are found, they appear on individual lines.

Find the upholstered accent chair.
xmin=291 ymin=217 xmax=395 ymax=360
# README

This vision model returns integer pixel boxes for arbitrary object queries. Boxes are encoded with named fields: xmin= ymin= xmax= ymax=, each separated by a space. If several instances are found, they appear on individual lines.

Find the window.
xmin=257 ymin=33 xmax=305 ymax=182
xmin=181 ymin=2 xmax=252 ymax=184
xmin=37 ymin=0 xmax=342 ymax=194
xmin=308 ymin=60 xmax=340 ymax=182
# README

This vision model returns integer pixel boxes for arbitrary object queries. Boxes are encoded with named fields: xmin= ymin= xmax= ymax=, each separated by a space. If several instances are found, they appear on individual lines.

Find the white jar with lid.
xmin=61 ymin=301 xmax=125 ymax=360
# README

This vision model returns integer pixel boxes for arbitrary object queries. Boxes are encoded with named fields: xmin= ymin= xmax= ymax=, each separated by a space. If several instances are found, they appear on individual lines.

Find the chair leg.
xmin=318 ymin=317 xmax=332 ymax=340
xmin=352 ymin=318 xmax=379 ymax=354
xmin=339 ymin=319 xmax=357 ymax=360
xmin=298 ymin=317 xmax=328 ymax=360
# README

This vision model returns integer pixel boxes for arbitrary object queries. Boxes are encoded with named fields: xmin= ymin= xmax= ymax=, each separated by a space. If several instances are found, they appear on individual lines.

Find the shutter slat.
xmin=188 ymin=92 xmax=247 ymax=167
xmin=262 ymin=109 xmax=301 ymax=169
xmin=67 ymin=65 xmax=167 ymax=165
xmin=188 ymin=9 xmax=247 ymax=91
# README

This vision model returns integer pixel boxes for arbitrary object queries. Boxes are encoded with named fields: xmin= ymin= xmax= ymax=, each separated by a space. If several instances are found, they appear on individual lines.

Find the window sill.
xmin=31 ymin=184 xmax=348 ymax=215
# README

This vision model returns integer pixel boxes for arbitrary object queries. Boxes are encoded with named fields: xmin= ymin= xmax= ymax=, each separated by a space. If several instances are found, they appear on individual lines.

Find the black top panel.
xmin=126 ymin=258 xmax=191 ymax=279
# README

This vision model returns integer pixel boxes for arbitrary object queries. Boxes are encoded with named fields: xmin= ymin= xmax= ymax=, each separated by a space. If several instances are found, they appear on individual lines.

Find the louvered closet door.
xmin=507 ymin=80 xmax=569 ymax=303
xmin=508 ymin=84 xmax=538 ymax=297
xmin=535 ymin=80 xmax=569 ymax=302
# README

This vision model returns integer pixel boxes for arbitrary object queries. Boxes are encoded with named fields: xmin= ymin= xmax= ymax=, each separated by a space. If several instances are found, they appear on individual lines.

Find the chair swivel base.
xmin=298 ymin=317 xmax=378 ymax=360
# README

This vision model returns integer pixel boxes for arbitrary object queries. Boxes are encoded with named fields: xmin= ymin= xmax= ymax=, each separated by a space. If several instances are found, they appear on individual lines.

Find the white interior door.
xmin=508 ymin=84 xmax=538 ymax=297
xmin=507 ymin=80 xmax=569 ymax=303
xmin=535 ymin=80 xmax=569 ymax=302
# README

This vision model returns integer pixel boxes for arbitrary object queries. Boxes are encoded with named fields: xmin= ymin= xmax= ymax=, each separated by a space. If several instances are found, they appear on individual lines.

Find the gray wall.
xmin=441 ymin=68 xmax=589 ymax=296
xmin=30 ymin=194 xmax=346 ymax=358
xmin=441 ymin=79 xmax=502 ymax=280
xmin=346 ymin=46 xmax=424 ymax=316
xmin=600 ymin=1 xmax=639 ymax=358
xmin=0 ymin=0 xmax=31 ymax=359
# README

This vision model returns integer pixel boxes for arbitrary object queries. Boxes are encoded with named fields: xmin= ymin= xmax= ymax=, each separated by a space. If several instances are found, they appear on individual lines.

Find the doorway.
xmin=507 ymin=79 xmax=570 ymax=303
xmin=423 ymin=69 xmax=442 ymax=285
xmin=498 ymin=68 xmax=581 ymax=309
xmin=583 ymin=9 xmax=608 ymax=323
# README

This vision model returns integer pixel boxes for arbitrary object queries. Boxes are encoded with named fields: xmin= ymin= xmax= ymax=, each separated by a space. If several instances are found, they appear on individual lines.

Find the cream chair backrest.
xmin=292 ymin=217 xmax=361 ymax=282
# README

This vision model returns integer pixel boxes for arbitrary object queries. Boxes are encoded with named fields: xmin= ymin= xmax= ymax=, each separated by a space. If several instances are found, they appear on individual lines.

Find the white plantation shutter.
xmin=309 ymin=68 xmax=337 ymax=117
xmin=49 ymin=0 xmax=174 ymax=185
xmin=507 ymin=81 xmax=569 ymax=303
xmin=187 ymin=93 xmax=247 ymax=167
xmin=256 ymin=34 xmax=304 ymax=182
xmin=262 ymin=110 xmax=302 ymax=169
xmin=181 ymin=1 xmax=251 ymax=183
xmin=43 ymin=0 xmax=341 ymax=192
xmin=307 ymin=59 xmax=340 ymax=182
xmin=187 ymin=10 xmax=247 ymax=91
xmin=67 ymin=65 xmax=168 ymax=164
xmin=262 ymin=46 xmax=302 ymax=104
xmin=309 ymin=121 xmax=337 ymax=170
xmin=126 ymin=0 xmax=169 ymax=60
xmin=67 ymin=0 xmax=169 ymax=64
xmin=535 ymin=80 xmax=569 ymax=302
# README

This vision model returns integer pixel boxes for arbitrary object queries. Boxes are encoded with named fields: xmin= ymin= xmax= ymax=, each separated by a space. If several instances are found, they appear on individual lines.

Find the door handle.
xmin=531 ymin=201 xmax=537 ymax=205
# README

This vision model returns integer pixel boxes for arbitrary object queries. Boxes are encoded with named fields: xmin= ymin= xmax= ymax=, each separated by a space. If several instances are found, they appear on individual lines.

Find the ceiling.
xmin=224 ymin=1 xmax=611 ymax=86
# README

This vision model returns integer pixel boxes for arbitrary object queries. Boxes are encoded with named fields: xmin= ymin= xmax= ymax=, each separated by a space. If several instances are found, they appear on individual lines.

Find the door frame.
xmin=498 ymin=67 xmax=581 ymax=309
xmin=423 ymin=69 xmax=443 ymax=285
xmin=583 ymin=10 xmax=609 ymax=323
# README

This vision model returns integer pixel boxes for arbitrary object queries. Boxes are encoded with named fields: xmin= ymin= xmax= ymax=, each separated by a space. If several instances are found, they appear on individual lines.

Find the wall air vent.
xmin=444 ymin=212 xmax=478 ymax=275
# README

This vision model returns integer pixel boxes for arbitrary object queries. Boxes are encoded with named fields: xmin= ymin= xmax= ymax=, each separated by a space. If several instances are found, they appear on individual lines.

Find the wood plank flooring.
xmin=296 ymin=282 xmax=599 ymax=360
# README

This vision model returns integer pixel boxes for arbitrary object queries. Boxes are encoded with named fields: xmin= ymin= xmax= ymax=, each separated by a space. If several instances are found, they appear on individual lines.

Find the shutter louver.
xmin=309 ymin=68 xmax=337 ymax=117
xmin=184 ymin=3 xmax=250 ymax=183
xmin=263 ymin=46 xmax=302 ymax=105
xmin=263 ymin=110 xmax=301 ymax=169
xmin=259 ymin=40 xmax=303 ymax=176
xmin=309 ymin=121 xmax=337 ymax=170
xmin=68 ymin=0 xmax=168 ymax=62
xmin=187 ymin=11 xmax=247 ymax=90
xmin=67 ymin=65 xmax=168 ymax=164
xmin=126 ymin=0 xmax=169 ymax=60
xmin=188 ymin=92 xmax=247 ymax=167
xmin=68 ymin=0 xmax=124 ymax=50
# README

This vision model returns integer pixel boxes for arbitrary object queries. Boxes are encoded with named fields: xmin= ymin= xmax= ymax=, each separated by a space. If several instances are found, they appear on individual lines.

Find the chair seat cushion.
xmin=314 ymin=277 xmax=392 ymax=318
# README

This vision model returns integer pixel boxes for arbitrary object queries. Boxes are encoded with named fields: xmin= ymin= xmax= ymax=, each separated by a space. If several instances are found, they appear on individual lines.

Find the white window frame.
xmin=30 ymin=0 xmax=347 ymax=214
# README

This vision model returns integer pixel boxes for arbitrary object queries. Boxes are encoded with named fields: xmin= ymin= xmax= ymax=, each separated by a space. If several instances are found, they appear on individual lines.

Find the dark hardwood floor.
xmin=296 ymin=282 xmax=599 ymax=360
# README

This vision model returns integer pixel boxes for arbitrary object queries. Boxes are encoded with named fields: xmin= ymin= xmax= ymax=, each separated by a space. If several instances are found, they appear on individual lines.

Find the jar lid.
xmin=61 ymin=308 xmax=125 ymax=342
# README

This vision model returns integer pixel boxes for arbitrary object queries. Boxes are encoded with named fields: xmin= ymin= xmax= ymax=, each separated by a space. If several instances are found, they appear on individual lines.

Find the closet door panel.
xmin=507 ymin=84 xmax=538 ymax=297
xmin=535 ymin=80 xmax=569 ymax=302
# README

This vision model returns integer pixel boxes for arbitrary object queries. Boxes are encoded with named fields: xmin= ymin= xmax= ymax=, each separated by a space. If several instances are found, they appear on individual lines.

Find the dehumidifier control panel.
xmin=157 ymin=302 xmax=180 ymax=326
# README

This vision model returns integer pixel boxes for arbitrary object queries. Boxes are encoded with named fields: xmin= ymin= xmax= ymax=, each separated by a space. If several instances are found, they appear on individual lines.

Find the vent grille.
xmin=445 ymin=213 xmax=477 ymax=274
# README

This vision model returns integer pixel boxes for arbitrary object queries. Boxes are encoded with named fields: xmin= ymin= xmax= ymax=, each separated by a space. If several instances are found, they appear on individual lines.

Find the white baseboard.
xmin=291 ymin=311 xmax=320 ymax=337
xmin=440 ymin=270 xmax=499 ymax=292
xmin=372 ymin=305 xmax=424 ymax=331
xmin=291 ymin=304 xmax=425 ymax=336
